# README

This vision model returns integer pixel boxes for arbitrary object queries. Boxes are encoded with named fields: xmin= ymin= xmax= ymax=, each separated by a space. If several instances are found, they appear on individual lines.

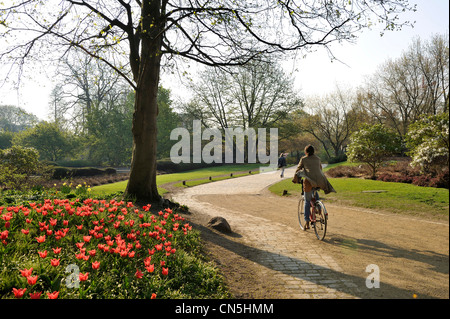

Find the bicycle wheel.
xmin=297 ymin=197 xmax=308 ymax=231
xmin=313 ymin=200 xmax=327 ymax=240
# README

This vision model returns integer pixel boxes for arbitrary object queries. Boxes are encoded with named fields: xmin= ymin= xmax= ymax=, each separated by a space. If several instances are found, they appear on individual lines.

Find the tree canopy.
xmin=0 ymin=0 xmax=417 ymax=201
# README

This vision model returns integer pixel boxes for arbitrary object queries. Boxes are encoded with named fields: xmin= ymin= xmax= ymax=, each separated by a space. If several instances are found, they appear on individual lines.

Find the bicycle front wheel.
xmin=313 ymin=201 xmax=327 ymax=240
xmin=297 ymin=197 xmax=307 ymax=231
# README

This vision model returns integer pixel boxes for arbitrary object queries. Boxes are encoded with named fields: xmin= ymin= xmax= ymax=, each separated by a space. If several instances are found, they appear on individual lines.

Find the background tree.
xmin=0 ymin=0 xmax=416 ymax=202
xmin=347 ymin=123 xmax=402 ymax=179
xmin=301 ymin=88 xmax=360 ymax=161
xmin=358 ymin=33 xmax=449 ymax=139
xmin=187 ymin=61 xmax=300 ymax=131
xmin=81 ymin=91 xmax=134 ymax=166
xmin=157 ymin=86 xmax=181 ymax=159
xmin=12 ymin=121 xmax=73 ymax=162
xmin=231 ymin=60 xmax=300 ymax=129
xmin=0 ymin=105 xmax=39 ymax=132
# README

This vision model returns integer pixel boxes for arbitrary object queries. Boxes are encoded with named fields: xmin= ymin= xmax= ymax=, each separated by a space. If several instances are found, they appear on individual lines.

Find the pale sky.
xmin=0 ymin=0 xmax=449 ymax=120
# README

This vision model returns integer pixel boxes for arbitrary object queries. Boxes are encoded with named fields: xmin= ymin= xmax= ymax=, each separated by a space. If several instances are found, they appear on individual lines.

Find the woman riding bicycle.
xmin=292 ymin=145 xmax=336 ymax=229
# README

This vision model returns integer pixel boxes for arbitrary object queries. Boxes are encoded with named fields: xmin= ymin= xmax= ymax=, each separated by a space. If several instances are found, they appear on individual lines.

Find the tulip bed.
xmin=0 ymin=196 xmax=230 ymax=299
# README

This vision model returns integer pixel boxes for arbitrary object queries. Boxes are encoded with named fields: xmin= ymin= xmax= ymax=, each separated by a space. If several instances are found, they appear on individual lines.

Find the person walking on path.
xmin=278 ymin=153 xmax=287 ymax=178
xmin=292 ymin=145 xmax=336 ymax=229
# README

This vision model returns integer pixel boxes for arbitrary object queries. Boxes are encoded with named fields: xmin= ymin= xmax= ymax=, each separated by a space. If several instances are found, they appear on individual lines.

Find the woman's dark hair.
xmin=304 ymin=144 xmax=315 ymax=156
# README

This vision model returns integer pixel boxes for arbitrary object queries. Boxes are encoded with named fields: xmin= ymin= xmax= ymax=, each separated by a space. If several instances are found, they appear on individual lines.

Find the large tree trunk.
xmin=124 ymin=1 xmax=163 ymax=202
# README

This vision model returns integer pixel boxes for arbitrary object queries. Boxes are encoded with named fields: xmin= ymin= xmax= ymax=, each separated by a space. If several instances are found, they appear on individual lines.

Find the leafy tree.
xmin=0 ymin=145 xmax=42 ymax=189
xmin=0 ymin=0 xmax=416 ymax=202
xmin=12 ymin=121 xmax=73 ymax=162
xmin=405 ymin=112 xmax=449 ymax=173
xmin=347 ymin=124 xmax=401 ymax=179
xmin=82 ymin=91 xmax=134 ymax=166
xmin=0 ymin=130 xmax=14 ymax=149
xmin=157 ymin=86 xmax=180 ymax=159
xmin=0 ymin=105 xmax=39 ymax=132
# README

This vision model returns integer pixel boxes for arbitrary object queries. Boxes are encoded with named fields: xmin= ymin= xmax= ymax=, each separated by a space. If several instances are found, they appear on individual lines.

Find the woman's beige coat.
xmin=292 ymin=154 xmax=336 ymax=194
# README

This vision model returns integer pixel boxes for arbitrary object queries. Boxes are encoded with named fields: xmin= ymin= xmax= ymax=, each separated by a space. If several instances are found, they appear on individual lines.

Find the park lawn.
xmin=91 ymin=163 xmax=268 ymax=196
xmin=269 ymin=177 xmax=449 ymax=220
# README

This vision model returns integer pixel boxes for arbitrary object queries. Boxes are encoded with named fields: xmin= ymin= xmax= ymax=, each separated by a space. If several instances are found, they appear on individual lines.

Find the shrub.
xmin=0 ymin=146 xmax=50 ymax=190
xmin=377 ymin=173 xmax=413 ymax=184
xmin=326 ymin=165 xmax=363 ymax=178
xmin=51 ymin=167 xmax=117 ymax=180
xmin=327 ymin=153 xmax=348 ymax=164
xmin=156 ymin=159 xmax=222 ymax=173
xmin=405 ymin=112 xmax=449 ymax=174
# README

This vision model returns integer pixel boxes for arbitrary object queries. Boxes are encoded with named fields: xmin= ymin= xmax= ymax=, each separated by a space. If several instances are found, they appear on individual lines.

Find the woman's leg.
xmin=303 ymin=191 xmax=313 ymax=222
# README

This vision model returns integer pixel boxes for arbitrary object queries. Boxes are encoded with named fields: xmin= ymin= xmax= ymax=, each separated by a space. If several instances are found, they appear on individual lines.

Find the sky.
xmin=0 ymin=0 xmax=449 ymax=120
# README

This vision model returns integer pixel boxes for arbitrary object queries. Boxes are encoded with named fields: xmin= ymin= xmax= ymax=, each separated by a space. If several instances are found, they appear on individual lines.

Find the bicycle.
xmin=297 ymin=187 xmax=328 ymax=240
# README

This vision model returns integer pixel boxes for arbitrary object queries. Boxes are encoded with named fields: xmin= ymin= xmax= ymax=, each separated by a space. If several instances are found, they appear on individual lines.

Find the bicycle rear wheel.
xmin=313 ymin=201 xmax=327 ymax=240
xmin=297 ymin=197 xmax=308 ymax=231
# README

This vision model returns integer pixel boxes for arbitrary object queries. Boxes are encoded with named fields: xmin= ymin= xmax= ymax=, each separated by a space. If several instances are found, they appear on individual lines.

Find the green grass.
xmin=269 ymin=177 xmax=449 ymax=219
xmin=91 ymin=163 xmax=268 ymax=196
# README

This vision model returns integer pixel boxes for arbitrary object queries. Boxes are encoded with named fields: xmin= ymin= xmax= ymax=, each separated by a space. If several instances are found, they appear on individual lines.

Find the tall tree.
xmin=0 ymin=0 xmax=416 ymax=202
xmin=0 ymin=105 xmax=39 ymax=132
xmin=301 ymin=88 xmax=360 ymax=159
xmin=359 ymin=33 xmax=449 ymax=138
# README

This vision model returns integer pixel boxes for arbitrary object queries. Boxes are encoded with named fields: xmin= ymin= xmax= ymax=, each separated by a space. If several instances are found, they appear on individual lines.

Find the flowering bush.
xmin=405 ymin=112 xmax=449 ymax=174
xmin=0 ymin=198 xmax=229 ymax=299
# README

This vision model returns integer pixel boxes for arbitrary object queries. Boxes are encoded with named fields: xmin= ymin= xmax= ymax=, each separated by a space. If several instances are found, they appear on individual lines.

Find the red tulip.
xmin=12 ymin=288 xmax=26 ymax=298
xmin=21 ymin=229 xmax=29 ymax=235
xmin=50 ymin=259 xmax=60 ymax=267
xmin=0 ymin=230 xmax=8 ymax=240
xmin=162 ymin=267 xmax=169 ymax=276
xmin=83 ymin=235 xmax=92 ymax=243
xmin=35 ymin=235 xmax=46 ymax=243
xmin=47 ymin=291 xmax=59 ymax=299
xmin=20 ymin=267 xmax=33 ymax=277
xmin=29 ymin=292 xmax=42 ymax=299
xmin=135 ymin=269 xmax=143 ymax=279
xmin=151 ymin=293 xmax=156 ymax=299
xmin=92 ymin=261 xmax=100 ymax=270
xmin=145 ymin=264 xmax=155 ymax=273
xmin=52 ymin=247 xmax=62 ymax=254
xmin=38 ymin=250 xmax=48 ymax=258
xmin=27 ymin=275 xmax=38 ymax=286
xmin=79 ymin=272 xmax=89 ymax=281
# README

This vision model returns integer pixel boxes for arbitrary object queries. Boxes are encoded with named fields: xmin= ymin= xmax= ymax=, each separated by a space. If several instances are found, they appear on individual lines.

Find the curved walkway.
xmin=171 ymin=167 xmax=449 ymax=299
